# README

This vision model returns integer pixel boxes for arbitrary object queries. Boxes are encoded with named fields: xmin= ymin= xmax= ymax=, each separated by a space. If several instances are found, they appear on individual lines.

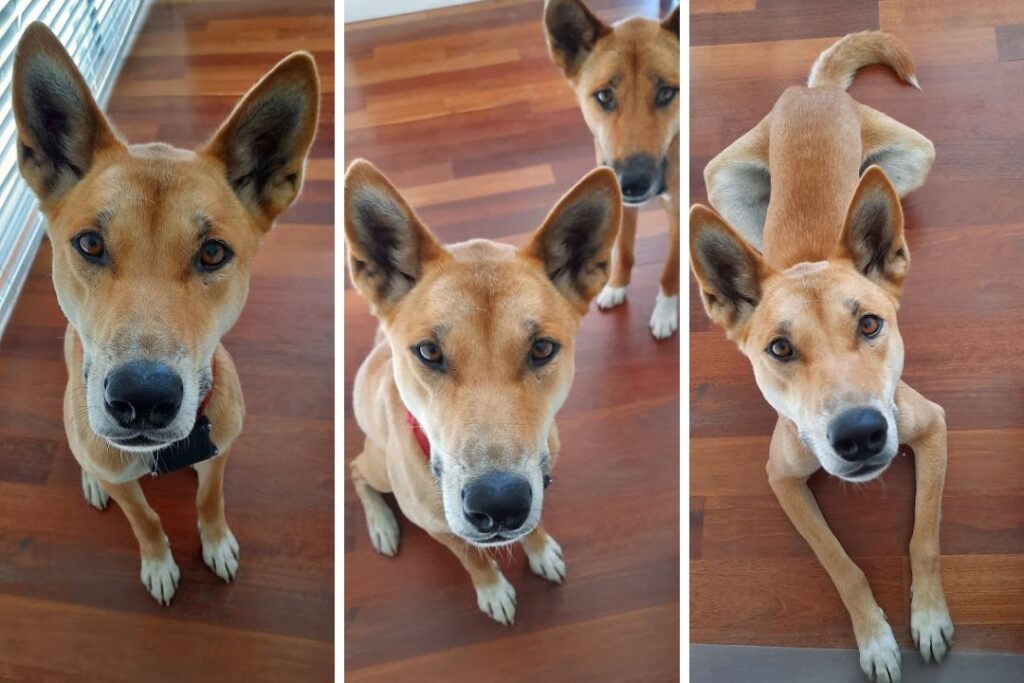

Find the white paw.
xmin=476 ymin=572 xmax=516 ymax=625
xmin=649 ymin=291 xmax=679 ymax=339
xmin=911 ymin=606 xmax=954 ymax=663
xmin=596 ymin=285 xmax=627 ymax=309
xmin=141 ymin=550 xmax=180 ymax=606
xmin=858 ymin=621 xmax=901 ymax=682
xmin=201 ymin=528 xmax=240 ymax=583
xmin=80 ymin=470 xmax=109 ymax=511
xmin=366 ymin=504 xmax=399 ymax=557
xmin=524 ymin=534 xmax=566 ymax=584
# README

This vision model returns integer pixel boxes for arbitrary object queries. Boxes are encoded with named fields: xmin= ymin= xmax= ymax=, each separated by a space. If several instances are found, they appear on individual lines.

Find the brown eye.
xmin=198 ymin=240 xmax=232 ymax=271
xmin=73 ymin=231 xmax=105 ymax=262
xmin=414 ymin=342 xmax=444 ymax=369
xmin=529 ymin=338 xmax=560 ymax=367
xmin=767 ymin=338 xmax=795 ymax=361
xmin=859 ymin=314 xmax=883 ymax=338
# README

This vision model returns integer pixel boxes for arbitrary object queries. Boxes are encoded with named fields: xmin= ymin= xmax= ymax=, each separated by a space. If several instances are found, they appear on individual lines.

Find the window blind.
xmin=0 ymin=0 xmax=149 ymax=341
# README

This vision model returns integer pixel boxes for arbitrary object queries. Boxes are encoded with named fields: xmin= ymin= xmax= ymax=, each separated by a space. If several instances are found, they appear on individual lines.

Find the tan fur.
xmin=13 ymin=23 xmax=319 ymax=605
xmin=691 ymin=33 xmax=951 ymax=681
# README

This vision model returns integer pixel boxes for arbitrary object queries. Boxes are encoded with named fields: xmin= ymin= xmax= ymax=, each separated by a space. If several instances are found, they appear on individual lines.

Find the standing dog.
xmin=544 ymin=0 xmax=680 ymax=339
xmin=345 ymin=160 xmax=620 ymax=624
xmin=690 ymin=33 xmax=950 ymax=682
xmin=13 ymin=24 xmax=319 ymax=604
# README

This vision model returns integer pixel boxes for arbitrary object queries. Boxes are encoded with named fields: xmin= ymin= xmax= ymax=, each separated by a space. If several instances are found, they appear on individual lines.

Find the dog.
xmin=689 ymin=33 xmax=951 ymax=682
xmin=345 ymin=159 xmax=620 ymax=624
xmin=12 ymin=23 xmax=319 ymax=605
xmin=543 ymin=0 xmax=680 ymax=339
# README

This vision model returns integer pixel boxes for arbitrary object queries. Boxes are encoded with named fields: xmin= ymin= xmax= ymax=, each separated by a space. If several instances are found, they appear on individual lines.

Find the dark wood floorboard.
xmin=344 ymin=1 xmax=679 ymax=681
xmin=690 ymin=0 xmax=1024 ymax=654
xmin=0 ymin=1 xmax=334 ymax=679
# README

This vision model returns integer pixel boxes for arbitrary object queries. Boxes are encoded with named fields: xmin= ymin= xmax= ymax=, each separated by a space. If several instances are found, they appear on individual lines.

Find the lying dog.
xmin=13 ymin=23 xmax=319 ymax=604
xmin=544 ymin=0 xmax=680 ymax=339
xmin=345 ymin=160 xmax=620 ymax=623
xmin=690 ymin=32 xmax=951 ymax=682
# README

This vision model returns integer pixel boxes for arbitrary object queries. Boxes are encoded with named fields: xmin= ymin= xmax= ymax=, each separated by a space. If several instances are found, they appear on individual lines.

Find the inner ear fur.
xmin=543 ymin=0 xmax=610 ymax=78
xmin=837 ymin=165 xmax=909 ymax=296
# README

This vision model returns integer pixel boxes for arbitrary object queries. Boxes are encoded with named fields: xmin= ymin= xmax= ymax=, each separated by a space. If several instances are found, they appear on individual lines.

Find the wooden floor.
xmin=692 ymin=0 xmax=1024 ymax=655
xmin=0 ymin=1 xmax=334 ymax=679
xmin=344 ymin=1 xmax=679 ymax=681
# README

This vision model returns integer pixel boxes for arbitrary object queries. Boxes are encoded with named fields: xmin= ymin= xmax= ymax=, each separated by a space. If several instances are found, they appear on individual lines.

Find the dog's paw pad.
xmin=859 ymin=623 xmax=901 ymax=683
xmin=911 ymin=606 xmax=954 ymax=664
xmin=201 ymin=529 xmax=240 ymax=583
xmin=80 ymin=471 xmax=109 ymax=511
xmin=366 ymin=505 xmax=400 ymax=557
xmin=649 ymin=292 xmax=679 ymax=339
xmin=525 ymin=535 xmax=565 ymax=584
xmin=141 ymin=551 xmax=180 ymax=606
xmin=596 ymin=285 xmax=627 ymax=310
xmin=476 ymin=573 xmax=516 ymax=625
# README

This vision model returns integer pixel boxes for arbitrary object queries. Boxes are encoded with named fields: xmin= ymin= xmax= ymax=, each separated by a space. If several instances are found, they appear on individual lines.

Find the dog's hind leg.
xmin=351 ymin=444 xmax=399 ymax=557
xmin=703 ymin=115 xmax=771 ymax=251
xmin=81 ymin=469 xmax=110 ymax=510
xmin=857 ymin=103 xmax=935 ymax=197
xmin=100 ymin=478 xmax=180 ymax=606
xmin=195 ymin=453 xmax=239 ymax=583
xmin=431 ymin=531 xmax=516 ymax=625
xmin=521 ymin=525 xmax=566 ymax=584
xmin=596 ymin=206 xmax=638 ymax=310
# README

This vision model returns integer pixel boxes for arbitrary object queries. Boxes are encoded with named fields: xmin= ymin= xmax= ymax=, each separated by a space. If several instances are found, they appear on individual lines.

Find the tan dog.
xmin=345 ymin=160 xmax=620 ymax=624
xmin=13 ymin=23 xmax=319 ymax=605
xmin=690 ymin=33 xmax=950 ymax=682
xmin=544 ymin=0 xmax=680 ymax=339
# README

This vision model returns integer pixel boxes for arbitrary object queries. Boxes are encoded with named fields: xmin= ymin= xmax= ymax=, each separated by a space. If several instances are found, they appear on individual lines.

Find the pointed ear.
xmin=203 ymin=52 xmax=320 ymax=226
xmin=836 ymin=165 xmax=910 ymax=295
xmin=13 ymin=22 xmax=122 ymax=207
xmin=344 ymin=160 xmax=448 ymax=312
xmin=661 ymin=3 xmax=680 ymax=39
xmin=690 ymin=204 xmax=770 ymax=330
xmin=543 ymin=0 xmax=610 ymax=78
xmin=521 ymin=167 xmax=621 ymax=309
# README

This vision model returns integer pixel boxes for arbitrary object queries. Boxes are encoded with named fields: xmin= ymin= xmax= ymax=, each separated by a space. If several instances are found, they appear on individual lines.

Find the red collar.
xmin=405 ymin=410 xmax=431 ymax=458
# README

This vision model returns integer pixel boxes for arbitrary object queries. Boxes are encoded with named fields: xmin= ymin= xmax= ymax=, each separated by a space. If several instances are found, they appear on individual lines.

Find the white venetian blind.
xmin=0 ymin=0 xmax=149 ymax=340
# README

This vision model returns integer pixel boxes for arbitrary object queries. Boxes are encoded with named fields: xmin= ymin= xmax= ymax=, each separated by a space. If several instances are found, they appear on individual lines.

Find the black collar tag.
xmin=149 ymin=416 xmax=219 ymax=476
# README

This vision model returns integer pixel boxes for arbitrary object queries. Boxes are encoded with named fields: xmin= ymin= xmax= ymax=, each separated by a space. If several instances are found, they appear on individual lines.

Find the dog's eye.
xmin=859 ymin=314 xmax=883 ymax=338
xmin=197 ymin=240 xmax=232 ymax=271
xmin=529 ymin=338 xmax=560 ymax=367
xmin=593 ymin=88 xmax=616 ymax=111
xmin=73 ymin=231 xmax=106 ymax=263
xmin=766 ymin=338 xmax=795 ymax=361
xmin=655 ymin=85 xmax=678 ymax=108
xmin=413 ymin=342 xmax=445 ymax=369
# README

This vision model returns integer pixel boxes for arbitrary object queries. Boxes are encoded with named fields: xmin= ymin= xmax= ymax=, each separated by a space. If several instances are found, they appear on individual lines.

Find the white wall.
xmin=345 ymin=0 xmax=486 ymax=23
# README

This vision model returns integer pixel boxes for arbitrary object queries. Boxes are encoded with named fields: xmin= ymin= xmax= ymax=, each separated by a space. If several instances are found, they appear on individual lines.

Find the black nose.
xmin=614 ymin=154 xmax=658 ymax=202
xmin=462 ymin=472 xmax=532 ymax=534
xmin=827 ymin=408 xmax=888 ymax=461
xmin=104 ymin=360 xmax=184 ymax=430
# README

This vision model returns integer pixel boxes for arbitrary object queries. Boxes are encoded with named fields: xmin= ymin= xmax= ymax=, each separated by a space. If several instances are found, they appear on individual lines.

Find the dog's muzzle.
xmin=612 ymin=153 xmax=666 ymax=205
xmin=104 ymin=359 xmax=184 ymax=430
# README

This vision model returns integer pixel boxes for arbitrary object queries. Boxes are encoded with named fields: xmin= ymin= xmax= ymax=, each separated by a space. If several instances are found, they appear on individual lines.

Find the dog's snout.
xmin=103 ymin=360 xmax=184 ymax=430
xmin=827 ymin=408 xmax=888 ymax=461
xmin=613 ymin=154 xmax=658 ymax=203
xmin=461 ymin=472 xmax=532 ymax=533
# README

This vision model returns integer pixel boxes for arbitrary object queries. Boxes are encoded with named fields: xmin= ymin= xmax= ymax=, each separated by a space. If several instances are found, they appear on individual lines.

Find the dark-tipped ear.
xmin=13 ymin=22 xmax=121 ymax=207
xmin=543 ymin=0 xmax=609 ymax=78
xmin=836 ymin=165 xmax=909 ymax=295
xmin=203 ymin=52 xmax=320 ymax=226
xmin=522 ymin=167 xmax=621 ymax=309
xmin=344 ymin=160 xmax=448 ymax=312
xmin=661 ymin=3 xmax=680 ymax=39
xmin=690 ymin=204 xmax=770 ymax=330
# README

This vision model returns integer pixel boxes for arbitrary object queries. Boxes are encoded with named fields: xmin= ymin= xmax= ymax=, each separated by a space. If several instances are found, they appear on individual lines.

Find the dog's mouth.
xmin=105 ymin=432 xmax=177 ymax=452
xmin=462 ymin=530 xmax=529 ymax=548
xmin=837 ymin=457 xmax=893 ymax=483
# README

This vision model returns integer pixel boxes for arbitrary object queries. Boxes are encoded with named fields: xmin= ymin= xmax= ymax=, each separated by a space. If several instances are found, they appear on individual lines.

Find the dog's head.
xmin=544 ymin=0 xmax=679 ymax=206
xmin=13 ymin=23 xmax=319 ymax=452
xmin=691 ymin=167 xmax=910 ymax=482
xmin=345 ymin=160 xmax=620 ymax=546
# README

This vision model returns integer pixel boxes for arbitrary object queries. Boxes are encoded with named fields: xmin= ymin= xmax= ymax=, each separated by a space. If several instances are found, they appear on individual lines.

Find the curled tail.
xmin=807 ymin=30 xmax=919 ymax=90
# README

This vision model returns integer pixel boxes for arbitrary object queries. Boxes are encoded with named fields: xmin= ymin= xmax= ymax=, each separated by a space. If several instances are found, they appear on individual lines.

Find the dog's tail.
xmin=807 ymin=31 xmax=919 ymax=90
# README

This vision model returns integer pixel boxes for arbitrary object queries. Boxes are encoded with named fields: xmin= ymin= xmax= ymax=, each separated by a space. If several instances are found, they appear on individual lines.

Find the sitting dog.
xmin=543 ymin=0 xmax=680 ymax=339
xmin=689 ymin=32 xmax=951 ymax=682
xmin=345 ymin=159 xmax=620 ymax=623
xmin=13 ymin=23 xmax=319 ymax=604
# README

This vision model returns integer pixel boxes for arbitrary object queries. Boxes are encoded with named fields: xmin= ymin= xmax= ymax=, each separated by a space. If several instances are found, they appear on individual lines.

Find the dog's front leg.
xmin=521 ymin=525 xmax=566 ymax=584
xmin=431 ymin=531 xmax=516 ymax=625
xmin=100 ymin=478 xmax=180 ymax=606
xmin=768 ymin=421 xmax=900 ymax=682
xmin=651 ymin=196 xmax=680 ymax=339
xmin=897 ymin=383 xmax=954 ymax=663
xmin=596 ymin=205 xmax=638 ymax=310
xmin=195 ymin=454 xmax=239 ymax=583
